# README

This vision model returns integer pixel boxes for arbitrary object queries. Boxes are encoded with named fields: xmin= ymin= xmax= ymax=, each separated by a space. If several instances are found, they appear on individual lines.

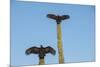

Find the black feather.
xmin=61 ymin=15 xmax=70 ymax=20
xmin=25 ymin=47 xmax=39 ymax=55
xmin=45 ymin=46 xmax=56 ymax=55
xmin=47 ymin=14 xmax=57 ymax=20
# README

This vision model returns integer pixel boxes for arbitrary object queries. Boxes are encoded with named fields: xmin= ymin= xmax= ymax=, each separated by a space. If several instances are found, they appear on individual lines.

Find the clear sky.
xmin=11 ymin=0 xmax=95 ymax=66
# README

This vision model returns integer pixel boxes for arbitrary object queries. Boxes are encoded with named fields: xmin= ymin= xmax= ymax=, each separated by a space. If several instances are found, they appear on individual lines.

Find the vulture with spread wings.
xmin=47 ymin=14 xmax=70 ymax=24
xmin=25 ymin=45 xmax=56 ymax=59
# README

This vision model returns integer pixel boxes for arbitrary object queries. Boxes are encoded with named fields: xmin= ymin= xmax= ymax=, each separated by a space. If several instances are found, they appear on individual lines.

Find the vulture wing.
xmin=45 ymin=46 xmax=56 ymax=55
xmin=25 ymin=46 xmax=39 ymax=55
xmin=60 ymin=15 xmax=70 ymax=20
xmin=47 ymin=14 xmax=57 ymax=20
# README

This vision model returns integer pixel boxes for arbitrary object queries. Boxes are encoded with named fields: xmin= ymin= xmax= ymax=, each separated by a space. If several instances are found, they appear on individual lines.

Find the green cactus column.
xmin=39 ymin=58 xmax=45 ymax=65
xmin=57 ymin=23 xmax=64 ymax=64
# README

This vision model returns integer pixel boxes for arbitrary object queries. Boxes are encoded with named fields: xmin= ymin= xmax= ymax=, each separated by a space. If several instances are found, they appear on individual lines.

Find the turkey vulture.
xmin=25 ymin=45 xmax=56 ymax=59
xmin=47 ymin=14 xmax=70 ymax=24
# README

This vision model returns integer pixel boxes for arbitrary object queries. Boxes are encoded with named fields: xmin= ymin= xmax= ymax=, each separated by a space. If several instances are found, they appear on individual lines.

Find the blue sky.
xmin=11 ymin=0 xmax=95 ymax=66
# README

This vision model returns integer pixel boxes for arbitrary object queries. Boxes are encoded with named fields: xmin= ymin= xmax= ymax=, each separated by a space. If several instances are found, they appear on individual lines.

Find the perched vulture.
xmin=47 ymin=14 xmax=70 ymax=24
xmin=25 ymin=45 xmax=56 ymax=59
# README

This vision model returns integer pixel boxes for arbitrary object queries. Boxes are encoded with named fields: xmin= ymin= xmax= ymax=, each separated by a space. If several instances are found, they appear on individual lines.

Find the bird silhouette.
xmin=47 ymin=14 xmax=70 ymax=24
xmin=25 ymin=45 xmax=56 ymax=59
